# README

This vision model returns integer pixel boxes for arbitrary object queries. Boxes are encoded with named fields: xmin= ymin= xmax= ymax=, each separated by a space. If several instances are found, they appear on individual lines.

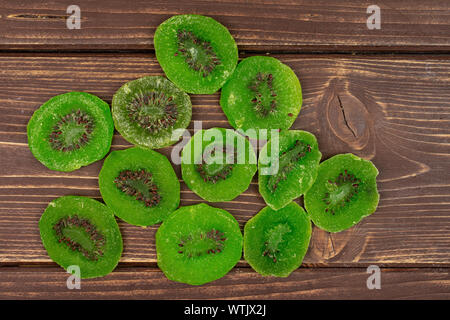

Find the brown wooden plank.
xmin=0 ymin=266 xmax=448 ymax=299
xmin=0 ymin=53 xmax=449 ymax=266
xmin=0 ymin=0 xmax=449 ymax=52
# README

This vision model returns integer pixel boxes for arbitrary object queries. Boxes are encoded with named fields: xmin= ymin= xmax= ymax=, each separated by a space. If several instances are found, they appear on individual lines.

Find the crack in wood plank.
xmin=337 ymin=94 xmax=357 ymax=138
xmin=7 ymin=14 xmax=68 ymax=20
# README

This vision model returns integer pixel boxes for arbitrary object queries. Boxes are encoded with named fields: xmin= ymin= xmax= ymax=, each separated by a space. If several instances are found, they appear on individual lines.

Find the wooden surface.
xmin=0 ymin=267 xmax=448 ymax=300
xmin=0 ymin=0 xmax=449 ymax=300
xmin=0 ymin=0 xmax=449 ymax=52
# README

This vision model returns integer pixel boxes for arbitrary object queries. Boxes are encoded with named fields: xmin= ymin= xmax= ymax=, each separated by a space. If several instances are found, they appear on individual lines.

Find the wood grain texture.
xmin=0 ymin=266 xmax=448 ymax=299
xmin=0 ymin=53 xmax=449 ymax=267
xmin=0 ymin=0 xmax=449 ymax=52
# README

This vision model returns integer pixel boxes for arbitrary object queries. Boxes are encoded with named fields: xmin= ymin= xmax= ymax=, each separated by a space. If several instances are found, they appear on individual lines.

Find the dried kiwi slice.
xmin=112 ymin=76 xmax=192 ymax=149
xmin=181 ymin=128 xmax=257 ymax=202
xmin=39 ymin=196 xmax=123 ymax=279
xmin=27 ymin=92 xmax=114 ymax=172
xmin=244 ymin=202 xmax=311 ymax=277
xmin=156 ymin=203 xmax=243 ymax=285
xmin=259 ymin=130 xmax=322 ymax=210
xmin=99 ymin=147 xmax=180 ymax=227
xmin=154 ymin=14 xmax=238 ymax=94
xmin=220 ymin=56 xmax=302 ymax=132
xmin=305 ymin=153 xmax=380 ymax=232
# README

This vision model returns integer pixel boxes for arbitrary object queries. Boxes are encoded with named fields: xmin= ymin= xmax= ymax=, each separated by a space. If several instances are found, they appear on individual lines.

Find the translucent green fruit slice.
xmin=305 ymin=153 xmax=380 ymax=233
xmin=39 ymin=196 xmax=123 ymax=279
xmin=259 ymin=130 xmax=322 ymax=210
xmin=99 ymin=147 xmax=180 ymax=227
xmin=181 ymin=128 xmax=257 ymax=202
xmin=112 ymin=76 xmax=192 ymax=149
xmin=154 ymin=14 xmax=238 ymax=94
xmin=220 ymin=56 xmax=302 ymax=132
xmin=27 ymin=92 xmax=114 ymax=172
xmin=244 ymin=202 xmax=311 ymax=277
xmin=156 ymin=203 xmax=243 ymax=285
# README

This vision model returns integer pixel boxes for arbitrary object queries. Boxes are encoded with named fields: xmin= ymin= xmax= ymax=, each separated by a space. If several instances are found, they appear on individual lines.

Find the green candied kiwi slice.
xmin=181 ymin=128 xmax=257 ymax=202
xmin=154 ymin=14 xmax=238 ymax=94
xmin=244 ymin=202 xmax=311 ymax=277
xmin=304 ymin=153 xmax=380 ymax=233
xmin=98 ymin=147 xmax=180 ymax=227
xmin=112 ymin=76 xmax=192 ymax=149
xmin=156 ymin=203 xmax=243 ymax=285
xmin=27 ymin=92 xmax=114 ymax=172
xmin=258 ymin=130 xmax=322 ymax=210
xmin=39 ymin=196 xmax=123 ymax=279
xmin=220 ymin=56 xmax=302 ymax=133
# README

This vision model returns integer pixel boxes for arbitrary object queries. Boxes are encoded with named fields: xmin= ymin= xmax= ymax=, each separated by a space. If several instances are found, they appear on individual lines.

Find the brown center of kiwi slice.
xmin=267 ymin=140 xmax=312 ymax=192
xmin=176 ymin=29 xmax=221 ymax=77
xmin=248 ymin=72 xmax=277 ymax=117
xmin=48 ymin=109 xmax=94 ymax=152
xmin=195 ymin=145 xmax=235 ymax=184
xmin=53 ymin=215 xmax=105 ymax=261
xmin=322 ymin=170 xmax=361 ymax=215
xmin=177 ymin=228 xmax=227 ymax=258
xmin=114 ymin=169 xmax=161 ymax=207
xmin=262 ymin=223 xmax=291 ymax=263
xmin=126 ymin=91 xmax=178 ymax=133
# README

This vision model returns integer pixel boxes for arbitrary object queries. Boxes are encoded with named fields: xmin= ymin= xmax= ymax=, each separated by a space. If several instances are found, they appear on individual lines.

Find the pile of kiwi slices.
xmin=26 ymin=13 xmax=380 ymax=284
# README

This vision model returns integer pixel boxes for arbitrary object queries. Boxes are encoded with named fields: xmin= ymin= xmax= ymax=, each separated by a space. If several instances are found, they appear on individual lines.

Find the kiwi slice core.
xmin=114 ymin=169 xmax=161 ymax=208
xmin=176 ymin=29 xmax=220 ymax=77
xmin=262 ymin=222 xmax=292 ymax=263
xmin=49 ymin=109 xmax=94 ymax=151
xmin=195 ymin=144 xmax=236 ymax=184
xmin=249 ymin=72 xmax=277 ymax=117
xmin=53 ymin=215 xmax=105 ymax=261
xmin=127 ymin=91 xmax=178 ymax=134
xmin=266 ymin=139 xmax=311 ymax=192
xmin=177 ymin=228 xmax=226 ymax=258
xmin=323 ymin=170 xmax=361 ymax=215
